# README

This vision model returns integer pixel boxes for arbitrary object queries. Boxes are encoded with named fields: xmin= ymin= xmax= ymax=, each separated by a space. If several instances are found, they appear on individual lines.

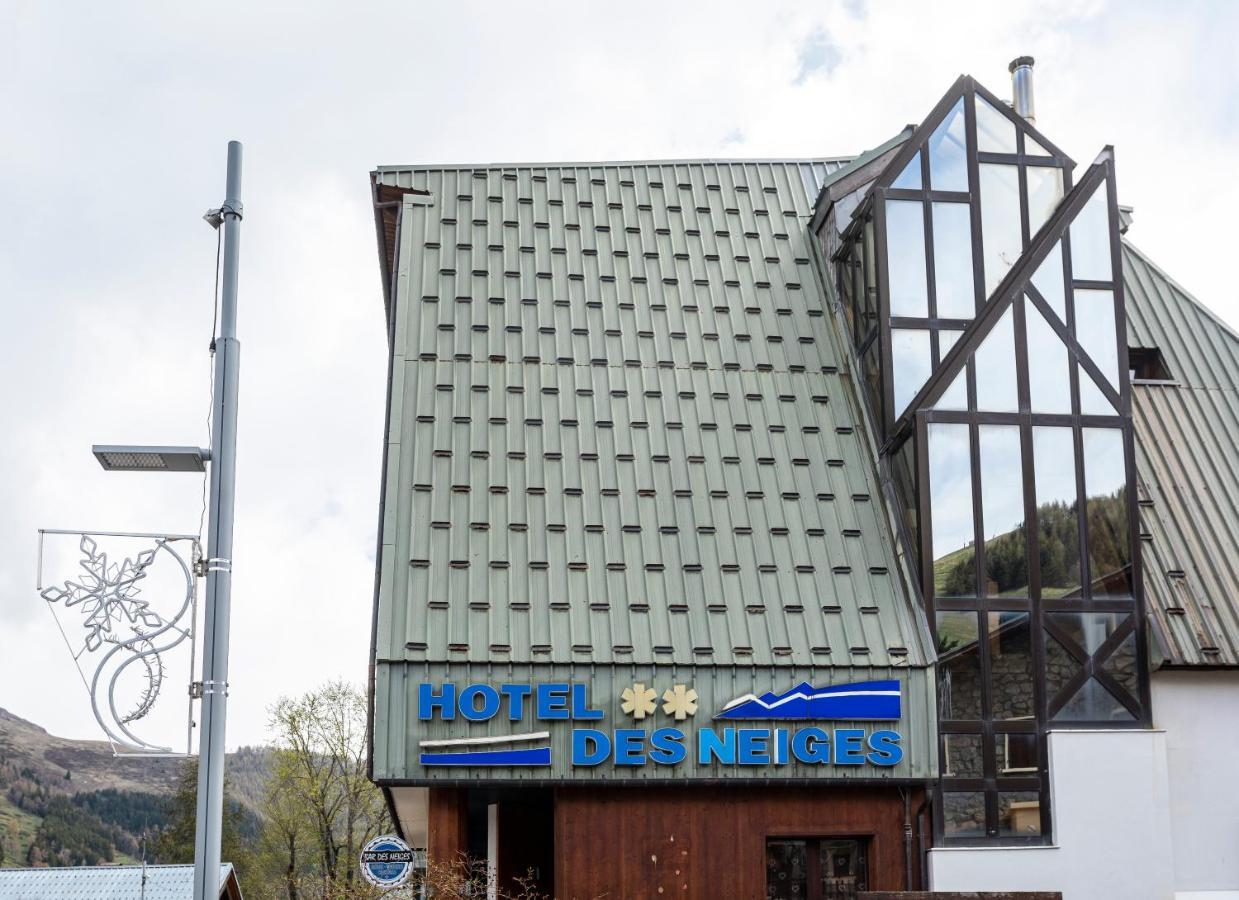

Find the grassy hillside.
xmin=0 ymin=708 xmax=266 ymax=868
xmin=0 ymin=795 xmax=41 ymax=867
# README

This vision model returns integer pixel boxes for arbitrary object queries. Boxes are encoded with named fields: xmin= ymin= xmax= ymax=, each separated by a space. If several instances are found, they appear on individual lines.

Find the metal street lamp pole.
xmin=193 ymin=140 xmax=243 ymax=900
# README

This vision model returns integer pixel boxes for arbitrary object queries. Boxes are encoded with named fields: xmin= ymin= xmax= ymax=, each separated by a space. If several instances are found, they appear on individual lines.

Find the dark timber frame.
xmin=832 ymin=76 xmax=1075 ymax=443
xmin=821 ymin=76 xmax=1151 ymax=847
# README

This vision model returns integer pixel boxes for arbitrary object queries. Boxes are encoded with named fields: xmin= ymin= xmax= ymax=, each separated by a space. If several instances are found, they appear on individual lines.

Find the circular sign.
xmin=359 ymin=834 xmax=415 ymax=888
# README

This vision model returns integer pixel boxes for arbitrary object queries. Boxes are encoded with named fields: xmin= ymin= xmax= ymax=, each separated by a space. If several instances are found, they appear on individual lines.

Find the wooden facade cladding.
xmin=426 ymin=786 xmax=468 ymax=863
xmin=552 ymin=784 xmax=923 ymax=899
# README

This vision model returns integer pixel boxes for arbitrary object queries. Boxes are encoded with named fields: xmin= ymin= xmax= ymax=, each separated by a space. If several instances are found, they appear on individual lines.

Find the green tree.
xmin=150 ymin=758 xmax=258 ymax=879
xmin=264 ymin=681 xmax=390 ymax=898
xmin=27 ymin=796 xmax=115 ymax=866
xmin=253 ymin=749 xmax=314 ymax=900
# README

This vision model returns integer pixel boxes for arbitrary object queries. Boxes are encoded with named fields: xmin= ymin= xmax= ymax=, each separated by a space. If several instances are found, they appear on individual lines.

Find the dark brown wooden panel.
xmin=554 ymin=784 xmax=923 ymax=900
xmin=427 ymin=786 xmax=468 ymax=866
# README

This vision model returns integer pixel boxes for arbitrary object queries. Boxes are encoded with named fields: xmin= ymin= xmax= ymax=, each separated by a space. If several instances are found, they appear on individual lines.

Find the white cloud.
xmin=2 ymin=0 xmax=1235 ymax=748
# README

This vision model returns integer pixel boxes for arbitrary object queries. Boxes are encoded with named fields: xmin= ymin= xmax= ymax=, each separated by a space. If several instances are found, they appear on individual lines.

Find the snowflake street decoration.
xmin=39 ymin=532 xmax=198 ymax=754
xmin=662 ymin=684 xmax=699 ymax=721
xmin=41 ymin=536 xmax=162 ymax=652
xmin=620 ymin=683 xmax=658 ymax=720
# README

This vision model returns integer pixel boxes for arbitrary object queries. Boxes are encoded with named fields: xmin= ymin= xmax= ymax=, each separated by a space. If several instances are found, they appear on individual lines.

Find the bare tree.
xmin=267 ymin=681 xmax=390 ymax=899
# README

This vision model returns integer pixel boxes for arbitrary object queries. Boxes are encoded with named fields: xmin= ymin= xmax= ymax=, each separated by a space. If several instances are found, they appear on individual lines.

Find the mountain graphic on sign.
xmin=714 ymin=679 xmax=901 ymax=721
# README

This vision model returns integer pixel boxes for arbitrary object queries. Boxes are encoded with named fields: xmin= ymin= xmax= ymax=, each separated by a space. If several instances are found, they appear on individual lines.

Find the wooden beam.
xmin=427 ymin=786 xmax=468 ymax=868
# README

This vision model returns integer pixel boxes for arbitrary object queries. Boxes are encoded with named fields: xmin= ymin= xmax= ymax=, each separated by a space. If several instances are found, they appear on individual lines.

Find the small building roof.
xmin=0 ymin=864 xmax=241 ymax=899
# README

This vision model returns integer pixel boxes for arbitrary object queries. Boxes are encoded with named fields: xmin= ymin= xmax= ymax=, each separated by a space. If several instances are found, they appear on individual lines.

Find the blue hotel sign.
xmin=416 ymin=679 xmax=904 ymax=770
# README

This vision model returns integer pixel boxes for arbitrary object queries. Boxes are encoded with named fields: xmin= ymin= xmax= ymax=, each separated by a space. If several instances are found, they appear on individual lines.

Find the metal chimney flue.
xmin=1009 ymin=56 xmax=1036 ymax=124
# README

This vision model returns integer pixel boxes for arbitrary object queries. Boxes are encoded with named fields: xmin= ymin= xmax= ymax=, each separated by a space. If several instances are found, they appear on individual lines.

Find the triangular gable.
xmin=870 ymin=76 xmax=1075 ymax=195
xmin=830 ymin=75 xmax=1081 ymax=437
xmin=892 ymin=148 xmax=1127 ymax=440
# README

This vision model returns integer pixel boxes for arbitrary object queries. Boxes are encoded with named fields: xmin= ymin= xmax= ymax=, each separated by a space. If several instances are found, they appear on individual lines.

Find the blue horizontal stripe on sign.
xmin=420 ymin=747 xmax=552 ymax=766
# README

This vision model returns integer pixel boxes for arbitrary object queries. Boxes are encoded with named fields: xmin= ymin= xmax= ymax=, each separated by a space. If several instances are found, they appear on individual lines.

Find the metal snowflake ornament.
xmin=37 ymin=529 xmax=199 ymax=755
xmin=41 ymin=535 xmax=164 ymax=651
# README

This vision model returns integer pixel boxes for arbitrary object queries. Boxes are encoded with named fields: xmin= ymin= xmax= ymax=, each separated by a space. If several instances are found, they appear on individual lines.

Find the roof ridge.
xmin=0 ymin=863 xmax=232 ymax=871
xmin=373 ymin=155 xmax=851 ymax=173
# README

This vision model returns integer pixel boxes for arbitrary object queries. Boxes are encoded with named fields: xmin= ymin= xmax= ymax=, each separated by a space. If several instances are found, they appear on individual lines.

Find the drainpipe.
xmin=1009 ymin=56 xmax=1036 ymax=124
xmin=914 ymin=792 xmax=930 ymax=890
xmin=902 ymin=788 xmax=914 ymax=889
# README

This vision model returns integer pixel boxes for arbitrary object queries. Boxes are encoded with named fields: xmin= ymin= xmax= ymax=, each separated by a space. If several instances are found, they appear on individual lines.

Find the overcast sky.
xmin=3 ymin=0 xmax=1237 ymax=751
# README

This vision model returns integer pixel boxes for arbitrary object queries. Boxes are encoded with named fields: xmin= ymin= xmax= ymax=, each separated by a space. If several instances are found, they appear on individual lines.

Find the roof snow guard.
xmin=368 ymin=157 xmax=932 ymax=670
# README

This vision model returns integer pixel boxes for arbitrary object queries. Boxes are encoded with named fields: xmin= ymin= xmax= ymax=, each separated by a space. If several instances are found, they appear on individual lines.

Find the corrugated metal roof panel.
xmin=0 ymin=864 xmax=236 ymax=899
xmin=1124 ymin=239 xmax=1239 ymax=666
xmin=374 ymin=158 xmax=931 ymax=669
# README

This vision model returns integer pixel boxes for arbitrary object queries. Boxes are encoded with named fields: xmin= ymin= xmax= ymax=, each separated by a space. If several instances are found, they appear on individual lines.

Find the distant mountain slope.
xmin=0 ymin=708 xmax=268 ymax=868
xmin=0 ymin=708 xmax=184 ymax=797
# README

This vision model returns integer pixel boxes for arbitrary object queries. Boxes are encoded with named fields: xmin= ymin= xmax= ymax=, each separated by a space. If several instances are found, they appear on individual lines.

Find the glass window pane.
xmin=1104 ymin=632 xmax=1140 ymax=700
xmin=1044 ymin=628 xmax=1080 ymax=704
xmin=1075 ymin=289 xmax=1119 ymax=388
xmin=1049 ymin=611 xmax=1118 ymax=650
xmin=1034 ymin=426 xmax=1081 ymax=598
xmin=998 ymin=791 xmax=1042 ymax=837
xmin=1083 ymin=428 xmax=1131 ymax=596
xmin=979 ymin=425 xmax=1027 ymax=596
xmin=988 ymin=611 xmax=1035 ymax=720
xmin=892 ymin=328 xmax=931 ymax=415
xmin=929 ymin=424 xmax=976 ymax=598
xmin=942 ymin=791 xmax=987 ymax=838
xmin=1031 ymin=240 xmax=1066 ymax=322
xmin=1025 ymin=165 xmax=1064 ymax=237
xmin=1026 ymin=299 xmax=1072 ymax=414
xmin=861 ymin=340 xmax=883 ymax=424
xmin=975 ymin=95 xmax=1018 ymax=153
xmin=765 ymin=840 xmax=808 ymax=900
xmin=892 ymin=151 xmax=923 ymax=189
xmin=820 ymin=840 xmax=865 ymax=893
xmin=839 ymin=246 xmax=858 ymax=340
xmin=935 ymin=329 xmax=967 ymax=410
xmin=936 ymin=362 xmax=968 ymax=411
xmin=997 ymin=733 xmax=1038 ymax=774
xmin=1070 ymin=185 xmax=1113 ymax=281
xmin=859 ymin=218 xmax=878 ymax=340
xmin=1026 ymin=134 xmax=1053 ymax=157
xmin=940 ymin=328 xmax=964 ymax=356
xmin=886 ymin=200 xmax=929 ymax=317
xmin=943 ymin=733 xmax=984 ymax=778
xmin=933 ymin=201 xmax=976 ymax=318
xmin=937 ymin=611 xmax=982 ymax=720
xmin=1078 ymin=366 xmax=1119 ymax=415
xmin=929 ymin=98 xmax=969 ymax=192
xmin=974 ymin=305 xmax=1018 ymax=412
xmin=980 ymin=164 xmax=1023 ymax=295
xmin=1057 ymin=676 xmax=1135 ymax=722
xmin=892 ymin=434 xmax=920 ymax=564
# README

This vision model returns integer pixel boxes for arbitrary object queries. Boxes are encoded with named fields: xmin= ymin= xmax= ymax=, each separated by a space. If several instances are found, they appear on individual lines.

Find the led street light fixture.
xmin=92 ymin=445 xmax=210 ymax=473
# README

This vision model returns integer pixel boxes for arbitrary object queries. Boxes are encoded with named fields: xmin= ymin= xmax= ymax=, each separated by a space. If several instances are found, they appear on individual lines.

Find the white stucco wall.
xmin=1154 ymin=669 xmax=1239 ymax=896
xmin=930 ymin=728 xmax=1176 ymax=900
xmin=930 ymin=670 xmax=1239 ymax=899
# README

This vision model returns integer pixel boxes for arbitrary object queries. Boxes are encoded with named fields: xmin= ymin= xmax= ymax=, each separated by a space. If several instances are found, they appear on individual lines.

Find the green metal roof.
xmin=1124 ymin=239 xmax=1239 ymax=667
xmin=371 ymin=159 xmax=933 ymax=670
